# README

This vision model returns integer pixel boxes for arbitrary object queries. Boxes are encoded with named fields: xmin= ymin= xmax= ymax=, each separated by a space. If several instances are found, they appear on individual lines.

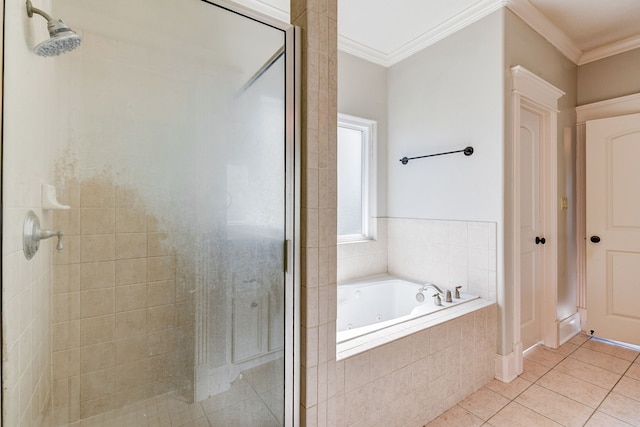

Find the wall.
xmin=2 ymin=0 xmax=58 ymax=424
xmin=387 ymin=219 xmax=497 ymax=301
xmin=291 ymin=0 xmax=340 ymax=425
xmin=48 ymin=178 xmax=190 ymax=423
xmin=504 ymin=9 xmax=578 ymax=349
xmin=577 ymin=47 xmax=640 ymax=105
xmin=336 ymin=304 xmax=497 ymax=426
xmin=386 ymin=11 xmax=504 ymax=223
xmin=337 ymin=50 xmax=388 ymax=217
xmin=385 ymin=11 xmax=505 ymax=352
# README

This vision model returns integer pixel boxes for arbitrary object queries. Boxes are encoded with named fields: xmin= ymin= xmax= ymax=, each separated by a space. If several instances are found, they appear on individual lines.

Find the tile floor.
xmin=426 ymin=333 xmax=640 ymax=426
xmin=56 ymin=359 xmax=284 ymax=427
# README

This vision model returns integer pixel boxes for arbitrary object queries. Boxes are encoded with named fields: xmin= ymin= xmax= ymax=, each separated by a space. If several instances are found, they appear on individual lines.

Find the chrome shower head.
xmin=26 ymin=0 xmax=81 ymax=57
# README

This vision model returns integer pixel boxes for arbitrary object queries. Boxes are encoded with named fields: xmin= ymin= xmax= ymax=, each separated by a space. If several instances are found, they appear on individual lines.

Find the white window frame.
xmin=337 ymin=113 xmax=377 ymax=243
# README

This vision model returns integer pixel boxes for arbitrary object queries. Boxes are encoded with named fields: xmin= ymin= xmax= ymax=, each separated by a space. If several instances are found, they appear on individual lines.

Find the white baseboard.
xmin=494 ymin=342 xmax=523 ymax=383
xmin=559 ymin=312 xmax=582 ymax=345
xmin=578 ymin=308 xmax=588 ymax=332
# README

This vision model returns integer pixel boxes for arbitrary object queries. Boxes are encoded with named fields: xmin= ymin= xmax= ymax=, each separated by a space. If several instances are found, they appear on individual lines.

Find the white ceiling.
xmin=233 ymin=0 xmax=640 ymax=67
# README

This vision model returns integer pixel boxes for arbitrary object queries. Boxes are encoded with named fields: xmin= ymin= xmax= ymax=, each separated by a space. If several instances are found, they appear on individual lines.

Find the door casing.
xmin=503 ymin=66 xmax=564 ymax=381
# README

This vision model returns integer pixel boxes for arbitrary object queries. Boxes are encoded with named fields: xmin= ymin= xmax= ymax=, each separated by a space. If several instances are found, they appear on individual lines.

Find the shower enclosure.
xmin=2 ymin=0 xmax=298 ymax=425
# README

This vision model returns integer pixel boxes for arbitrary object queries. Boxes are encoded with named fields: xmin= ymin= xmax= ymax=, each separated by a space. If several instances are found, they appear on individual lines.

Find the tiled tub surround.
xmin=336 ymin=303 xmax=497 ymax=426
xmin=337 ymin=218 xmax=497 ymax=302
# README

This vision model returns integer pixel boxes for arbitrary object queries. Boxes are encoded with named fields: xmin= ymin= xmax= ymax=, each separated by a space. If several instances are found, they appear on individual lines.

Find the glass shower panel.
xmin=31 ymin=0 xmax=288 ymax=425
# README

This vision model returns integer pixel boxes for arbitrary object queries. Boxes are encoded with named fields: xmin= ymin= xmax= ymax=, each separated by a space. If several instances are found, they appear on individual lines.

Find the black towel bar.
xmin=399 ymin=146 xmax=474 ymax=165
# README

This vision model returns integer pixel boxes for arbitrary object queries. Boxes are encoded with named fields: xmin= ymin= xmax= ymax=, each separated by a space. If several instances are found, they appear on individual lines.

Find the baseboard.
xmin=559 ymin=312 xmax=582 ymax=345
xmin=494 ymin=342 xmax=523 ymax=383
xmin=578 ymin=308 xmax=588 ymax=332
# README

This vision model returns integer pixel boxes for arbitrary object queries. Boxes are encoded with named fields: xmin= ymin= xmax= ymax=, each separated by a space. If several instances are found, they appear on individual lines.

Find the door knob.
xmin=590 ymin=236 xmax=601 ymax=243
xmin=535 ymin=236 xmax=546 ymax=245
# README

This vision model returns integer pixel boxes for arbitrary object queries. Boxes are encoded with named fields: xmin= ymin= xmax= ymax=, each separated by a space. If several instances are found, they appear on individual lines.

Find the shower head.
xmin=26 ymin=0 xmax=81 ymax=57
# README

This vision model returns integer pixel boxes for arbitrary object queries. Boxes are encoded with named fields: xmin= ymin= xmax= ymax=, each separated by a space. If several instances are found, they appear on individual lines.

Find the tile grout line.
xmin=582 ymin=345 xmax=640 ymax=426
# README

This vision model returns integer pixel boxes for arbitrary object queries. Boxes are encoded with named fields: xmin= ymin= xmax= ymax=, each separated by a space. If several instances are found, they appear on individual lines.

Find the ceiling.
xmin=234 ymin=0 xmax=640 ymax=67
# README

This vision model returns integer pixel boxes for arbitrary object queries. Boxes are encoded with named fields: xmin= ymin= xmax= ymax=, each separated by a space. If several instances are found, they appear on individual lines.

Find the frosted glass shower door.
xmin=1 ymin=0 xmax=299 ymax=425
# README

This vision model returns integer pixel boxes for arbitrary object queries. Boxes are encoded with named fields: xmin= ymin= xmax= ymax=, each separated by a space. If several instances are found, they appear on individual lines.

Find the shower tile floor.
xmin=61 ymin=359 xmax=283 ymax=427
xmin=425 ymin=333 xmax=640 ymax=426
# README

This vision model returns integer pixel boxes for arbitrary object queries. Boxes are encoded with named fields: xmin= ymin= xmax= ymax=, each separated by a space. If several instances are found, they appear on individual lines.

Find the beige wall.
xmin=291 ymin=0 xmax=339 ymax=425
xmin=48 ymin=177 xmax=190 ymax=423
xmin=577 ymin=47 xmax=640 ymax=105
xmin=504 ymin=9 xmax=578 ymax=351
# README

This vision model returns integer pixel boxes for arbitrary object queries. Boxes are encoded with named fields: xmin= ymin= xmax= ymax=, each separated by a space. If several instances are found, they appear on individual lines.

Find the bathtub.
xmin=337 ymin=274 xmax=479 ymax=344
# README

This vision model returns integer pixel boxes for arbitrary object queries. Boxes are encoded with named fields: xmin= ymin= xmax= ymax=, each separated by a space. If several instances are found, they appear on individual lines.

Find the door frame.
xmin=509 ymin=66 xmax=564 ymax=378
xmin=575 ymin=92 xmax=640 ymax=332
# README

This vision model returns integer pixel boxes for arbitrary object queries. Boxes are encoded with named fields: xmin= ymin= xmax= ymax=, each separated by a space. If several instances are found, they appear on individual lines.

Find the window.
xmin=337 ymin=114 xmax=376 ymax=242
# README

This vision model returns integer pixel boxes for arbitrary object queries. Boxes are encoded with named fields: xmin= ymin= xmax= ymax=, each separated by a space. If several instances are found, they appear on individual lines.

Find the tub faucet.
xmin=420 ymin=283 xmax=444 ymax=295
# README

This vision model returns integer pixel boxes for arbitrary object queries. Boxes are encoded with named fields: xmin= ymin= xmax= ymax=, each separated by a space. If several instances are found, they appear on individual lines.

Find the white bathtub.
xmin=337 ymin=274 xmax=479 ymax=344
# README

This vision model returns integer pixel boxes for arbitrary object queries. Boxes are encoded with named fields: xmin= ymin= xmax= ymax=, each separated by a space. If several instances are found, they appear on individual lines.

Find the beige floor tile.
xmin=424 ymin=405 xmax=483 ymax=427
xmin=485 ymin=377 xmax=532 ymax=400
xmin=548 ymin=342 xmax=580 ymax=357
xmin=626 ymin=363 xmax=640 ymax=381
xmin=521 ymin=358 xmax=552 ymax=382
xmin=515 ymin=384 xmax=593 ymax=426
xmin=525 ymin=346 xmax=567 ymax=368
xmin=613 ymin=376 xmax=640 ymax=402
xmin=537 ymin=369 xmax=609 ymax=408
xmin=457 ymin=387 xmax=510 ymax=421
xmin=555 ymin=357 xmax=622 ymax=390
xmin=585 ymin=410 xmax=634 ymax=427
xmin=487 ymin=402 xmax=562 ymax=427
xmin=571 ymin=347 xmax=632 ymax=374
xmin=568 ymin=333 xmax=591 ymax=347
xmin=582 ymin=339 xmax=640 ymax=362
xmin=599 ymin=392 xmax=640 ymax=425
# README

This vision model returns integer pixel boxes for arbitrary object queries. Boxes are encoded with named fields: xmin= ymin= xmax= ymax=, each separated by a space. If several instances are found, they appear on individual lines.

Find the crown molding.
xmin=579 ymin=34 xmax=640 ymax=65
xmin=337 ymin=0 xmax=640 ymax=68
xmin=338 ymin=0 xmax=507 ymax=68
xmin=576 ymin=92 xmax=640 ymax=123
xmin=511 ymin=65 xmax=565 ymax=110
xmin=505 ymin=0 xmax=583 ymax=64
xmin=338 ymin=36 xmax=390 ymax=67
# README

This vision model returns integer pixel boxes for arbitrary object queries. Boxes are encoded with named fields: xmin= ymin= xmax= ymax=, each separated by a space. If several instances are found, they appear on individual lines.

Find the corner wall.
xmin=2 ymin=0 xmax=59 ymax=424
xmin=503 ymin=8 xmax=578 ymax=353
xmin=291 ymin=0 xmax=339 ymax=425
xmin=577 ymin=48 xmax=640 ymax=105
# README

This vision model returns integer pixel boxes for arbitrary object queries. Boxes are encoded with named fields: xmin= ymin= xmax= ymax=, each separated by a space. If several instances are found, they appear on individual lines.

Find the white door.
xmin=586 ymin=112 xmax=640 ymax=346
xmin=520 ymin=107 xmax=545 ymax=350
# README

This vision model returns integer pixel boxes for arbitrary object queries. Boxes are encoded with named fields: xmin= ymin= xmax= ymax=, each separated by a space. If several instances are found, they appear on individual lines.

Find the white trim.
xmin=558 ymin=312 xmax=581 ymax=345
xmin=576 ymin=92 xmax=640 ymax=123
xmin=510 ymin=66 xmax=564 ymax=364
xmin=227 ymin=0 xmax=290 ymax=24
xmin=495 ymin=342 xmax=523 ymax=383
xmin=511 ymin=66 xmax=565 ymax=112
xmin=338 ymin=0 xmax=506 ymax=68
xmin=505 ymin=0 xmax=582 ymax=65
xmin=579 ymin=34 xmax=640 ymax=65
xmin=337 ymin=113 xmax=378 ymax=242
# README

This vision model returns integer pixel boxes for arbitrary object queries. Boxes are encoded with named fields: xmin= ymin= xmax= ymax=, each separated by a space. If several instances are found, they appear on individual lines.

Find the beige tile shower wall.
xmin=336 ymin=218 xmax=388 ymax=282
xmin=50 ymin=178 xmax=187 ymax=423
xmin=292 ymin=0 xmax=339 ymax=425
xmin=335 ymin=304 xmax=497 ymax=427
xmin=387 ymin=218 xmax=497 ymax=301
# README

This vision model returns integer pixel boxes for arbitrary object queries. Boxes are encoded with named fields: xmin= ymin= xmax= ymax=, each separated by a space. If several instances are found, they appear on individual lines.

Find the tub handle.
xmin=455 ymin=286 xmax=462 ymax=299
xmin=433 ymin=294 xmax=442 ymax=306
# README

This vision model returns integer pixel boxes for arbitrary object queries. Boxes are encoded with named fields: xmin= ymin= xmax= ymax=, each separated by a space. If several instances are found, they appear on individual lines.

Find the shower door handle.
xmin=284 ymin=239 xmax=291 ymax=273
